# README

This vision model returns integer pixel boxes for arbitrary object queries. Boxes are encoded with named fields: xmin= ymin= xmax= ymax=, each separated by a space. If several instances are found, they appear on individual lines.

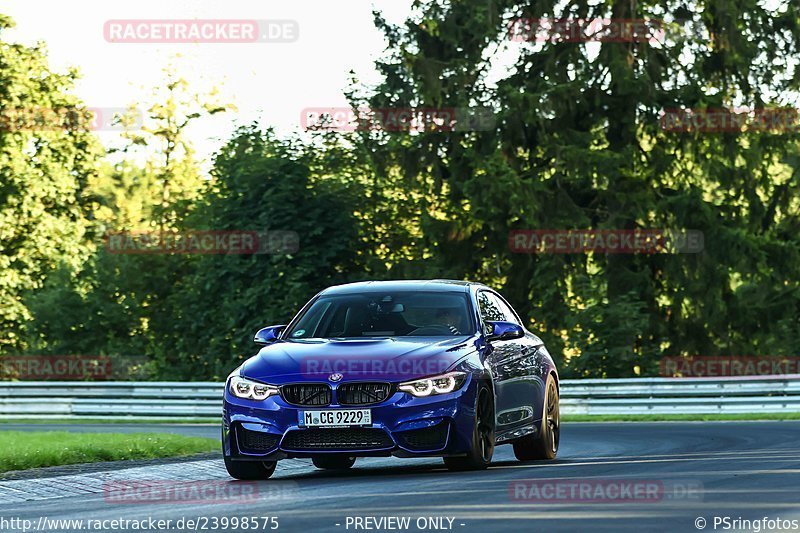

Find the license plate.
xmin=299 ymin=409 xmax=372 ymax=427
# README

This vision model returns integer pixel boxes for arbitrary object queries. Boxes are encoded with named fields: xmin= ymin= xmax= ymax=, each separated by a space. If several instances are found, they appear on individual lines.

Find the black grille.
xmin=395 ymin=421 xmax=450 ymax=450
xmin=282 ymin=428 xmax=394 ymax=450
xmin=337 ymin=382 xmax=393 ymax=406
xmin=238 ymin=427 xmax=280 ymax=452
xmin=281 ymin=384 xmax=331 ymax=406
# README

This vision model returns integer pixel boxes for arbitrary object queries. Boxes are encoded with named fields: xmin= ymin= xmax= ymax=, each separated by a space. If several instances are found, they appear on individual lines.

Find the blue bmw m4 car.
xmin=222 ymin=280 xmax=560 ymax=479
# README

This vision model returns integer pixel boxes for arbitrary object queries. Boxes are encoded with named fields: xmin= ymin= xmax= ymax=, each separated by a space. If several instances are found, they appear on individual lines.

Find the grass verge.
xmin=563 ymin=412 xmax=800 ymax=422
xmin=0 ymin=431 xmax=218 ymax=473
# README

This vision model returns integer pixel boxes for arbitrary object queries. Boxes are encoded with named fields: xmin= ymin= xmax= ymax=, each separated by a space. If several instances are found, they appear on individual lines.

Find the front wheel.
xmin=312 ymin=455 xmax=356 ymax=470
xmin=224 ymin=456 xmax=277 ymax=480
xmin=444 ymin=383 xmax=495 ymax=471
xmin=513 ymin=374 xmax=559 ymax=461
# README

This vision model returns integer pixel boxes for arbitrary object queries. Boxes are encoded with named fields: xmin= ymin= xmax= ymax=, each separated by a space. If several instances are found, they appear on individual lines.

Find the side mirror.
xmin=254 ymin=325 xmax=287 ymax=345
xmin=485 ymin=321 xmax=524 ymax=342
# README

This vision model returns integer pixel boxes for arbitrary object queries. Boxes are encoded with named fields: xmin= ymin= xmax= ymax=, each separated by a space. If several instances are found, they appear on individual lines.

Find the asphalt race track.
xmin=1 ymin=422 xmax=799 ymax=532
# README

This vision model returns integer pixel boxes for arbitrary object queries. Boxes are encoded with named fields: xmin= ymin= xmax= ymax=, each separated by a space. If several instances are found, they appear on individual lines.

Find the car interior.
xmin=288 ymin=293 xmax=472 ymax=338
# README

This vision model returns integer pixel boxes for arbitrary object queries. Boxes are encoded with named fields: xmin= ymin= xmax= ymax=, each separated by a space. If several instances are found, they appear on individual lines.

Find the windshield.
xmin=285 ymin=291 xmax=474 ymax=339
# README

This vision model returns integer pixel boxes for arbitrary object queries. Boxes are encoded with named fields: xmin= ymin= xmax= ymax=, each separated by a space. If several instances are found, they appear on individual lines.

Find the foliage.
xmin=0 ymin=16 xmax=103 ymax=352
xmin=147 ymin=127 xmax=366 ymax=379
xmin=5 ymin=3 xmax=800 ymax=379
xmin=350 ymin=0 xmax=800 ymax=376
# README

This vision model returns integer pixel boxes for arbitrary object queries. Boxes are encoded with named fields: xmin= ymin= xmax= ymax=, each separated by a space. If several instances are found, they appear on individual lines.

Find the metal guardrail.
xmin=559 ymin=376 xmax=800 ymax=415
xmin=0 ymin=376 xmax=798 ymax=419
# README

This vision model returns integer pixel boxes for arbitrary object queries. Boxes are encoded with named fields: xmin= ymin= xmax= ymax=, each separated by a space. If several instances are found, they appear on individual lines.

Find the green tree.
xmin=353 ymin=0 xmax=800 ymax=376
xmin=20 ymin=64 xmax=231 ymax=372
xmin=120 ymin=63 xmax=232 ymax=232
xmin=0 ymin=15 xmax=103 ymax=352
xmin=148 ymin=127 xmax=366 ymax=379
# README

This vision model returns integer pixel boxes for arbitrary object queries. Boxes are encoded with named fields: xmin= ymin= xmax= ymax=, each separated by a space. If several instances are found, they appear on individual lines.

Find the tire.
xmin=312 ymin=455 xmax=356 ymax=470
xmin=224 ymin=455 xmax=277 ymax=480
xmin=513 ymin=374 xmax=559 ymax=461
xmin=444 ymin=383 xmax=495 ymax=471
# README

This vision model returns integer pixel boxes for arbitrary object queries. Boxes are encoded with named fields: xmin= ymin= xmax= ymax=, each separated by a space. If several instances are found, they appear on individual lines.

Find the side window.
xmin=477 ymin=291 xmax=505 ymax=322
xmin=490 ymin=293 xmax=522 ymax=326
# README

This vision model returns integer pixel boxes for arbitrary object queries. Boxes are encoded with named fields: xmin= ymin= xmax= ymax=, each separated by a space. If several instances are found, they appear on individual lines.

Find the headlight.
xmin=398 ymin=371 xmax=467 ymax=397
xmin=229 ymin=375 xmax=279 ymax=400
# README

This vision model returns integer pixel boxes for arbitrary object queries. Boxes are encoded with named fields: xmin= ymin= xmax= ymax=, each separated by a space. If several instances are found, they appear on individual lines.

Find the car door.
xmin=478 ymin=290 xmax=543 ymax=440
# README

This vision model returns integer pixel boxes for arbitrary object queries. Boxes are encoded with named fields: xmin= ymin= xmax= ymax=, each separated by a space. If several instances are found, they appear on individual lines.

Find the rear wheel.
xmin=444 ymin=383 xmax=495 ymax=471
xmin=513 ymin=374 xmax=559 ymax=461
xmin=312 ymin=455 xmax=356 ymax=470
xmin=224 ymin=456 xmax=277 ymax=480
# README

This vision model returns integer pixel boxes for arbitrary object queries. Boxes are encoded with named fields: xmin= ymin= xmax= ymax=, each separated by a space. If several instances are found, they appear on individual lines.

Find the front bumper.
xmin=222 ymin=376 xmax=477 ymax=460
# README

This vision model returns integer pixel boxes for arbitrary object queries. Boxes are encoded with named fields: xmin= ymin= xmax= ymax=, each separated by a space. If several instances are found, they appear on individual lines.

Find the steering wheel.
xmin=409 ymin=325 xmax=457 ymax=335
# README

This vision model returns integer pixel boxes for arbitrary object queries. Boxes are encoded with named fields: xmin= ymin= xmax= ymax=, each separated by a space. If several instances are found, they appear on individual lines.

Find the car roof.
xmin=320 ymin=279 xmax=486 ymax=295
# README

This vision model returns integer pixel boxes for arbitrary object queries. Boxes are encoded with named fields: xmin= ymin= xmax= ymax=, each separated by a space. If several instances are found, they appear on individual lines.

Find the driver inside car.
xmin=435 ymin=308 xmax=463 ymax=335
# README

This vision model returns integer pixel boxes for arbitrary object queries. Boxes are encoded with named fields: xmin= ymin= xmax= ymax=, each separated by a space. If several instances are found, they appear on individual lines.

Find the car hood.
xmin=240 ymin=336 xmax=477 ymax=383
